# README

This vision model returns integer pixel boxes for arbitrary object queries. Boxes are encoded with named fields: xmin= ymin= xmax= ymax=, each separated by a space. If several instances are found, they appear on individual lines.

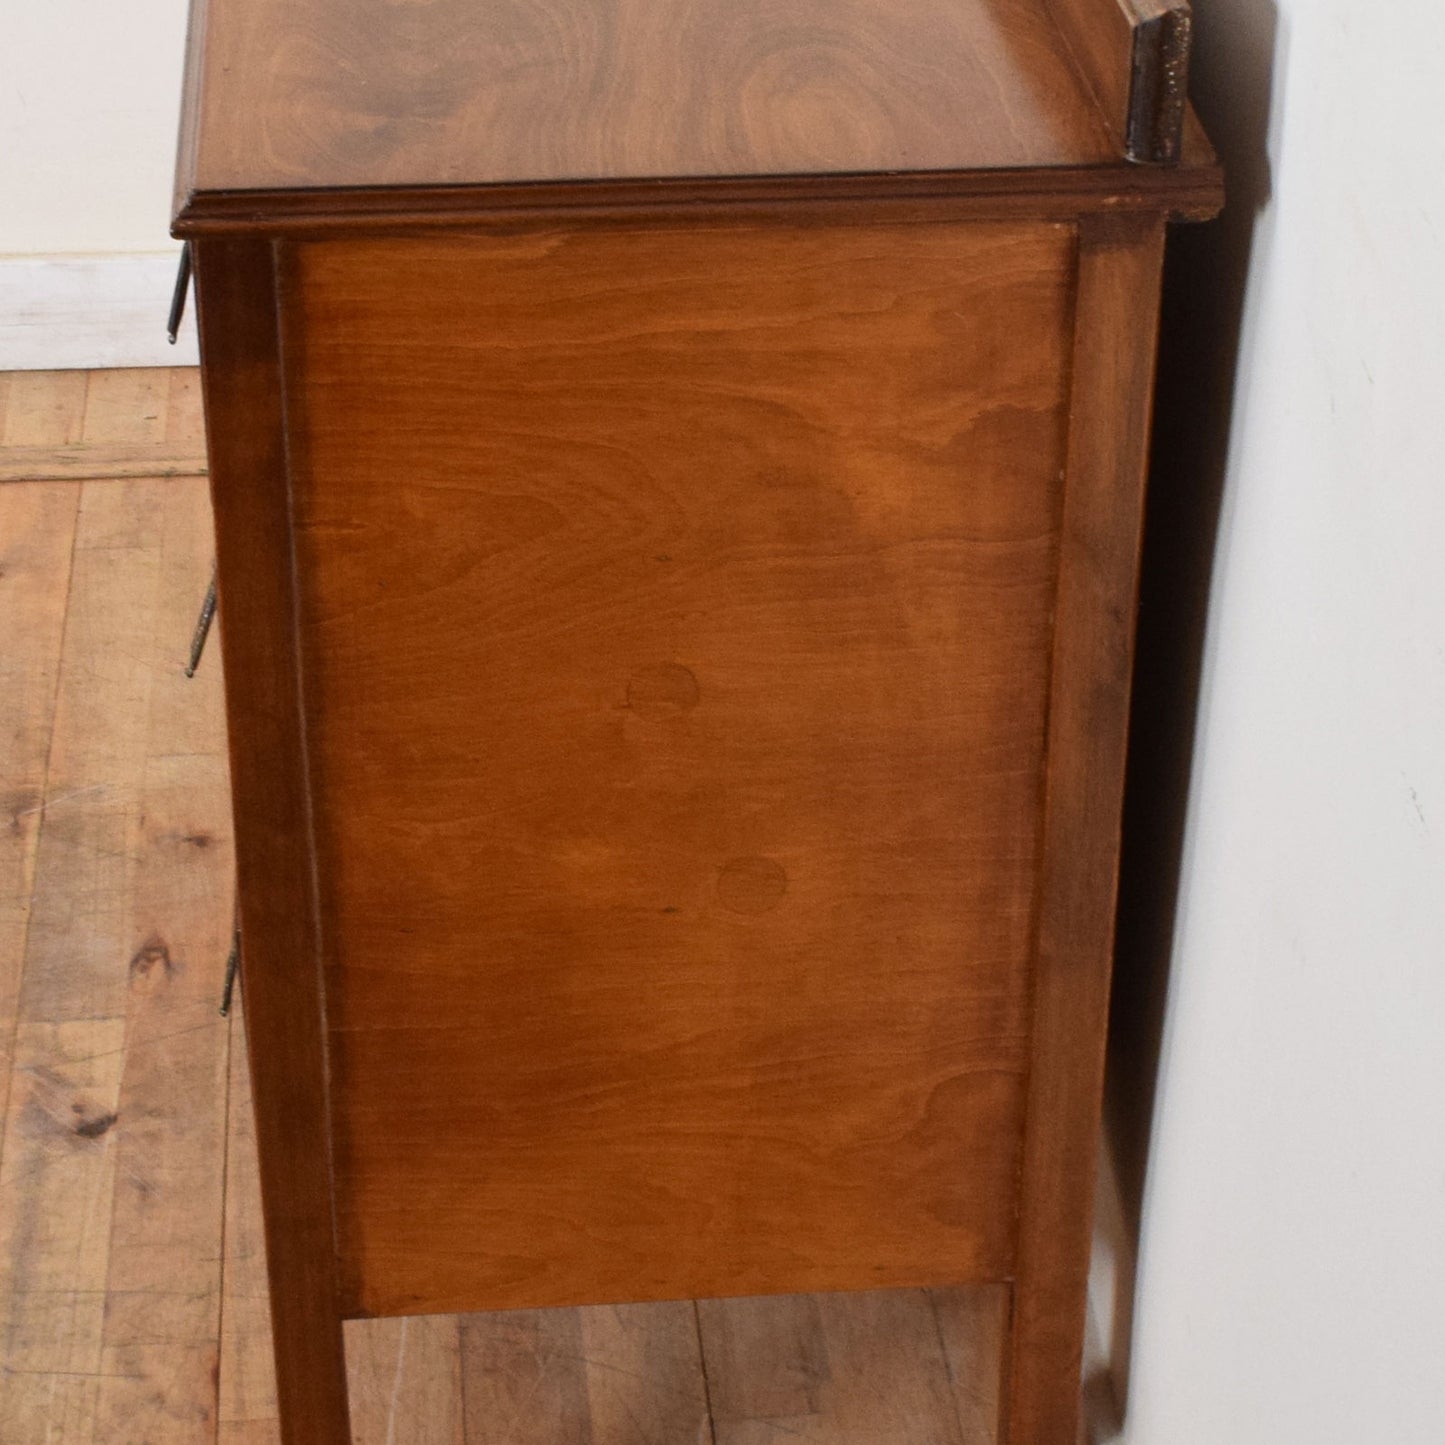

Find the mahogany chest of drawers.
xmin=174 ymin=1 xmax=1220 ymax=1439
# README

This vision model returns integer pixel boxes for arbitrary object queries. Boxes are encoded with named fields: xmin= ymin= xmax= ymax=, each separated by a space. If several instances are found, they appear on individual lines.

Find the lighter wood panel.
xmin=286 ymin=221 xmax=1074 ymax=1317
xmin=700 ymin=1289 xmax=984 ymax=1444
xmin=0 ymin=476 xmax=230 ymax=1441
xmin=0 ymin=368 xmax=207 ymax=482
xmin=166 ymin=367 xmax=206 ymax=446
xmin=185 ymin=0 xmax=1116 ymax=198
xmin=0 ymin=484 xmax=78 ymax=1146
xmin=80 ymin=369 xmax=172 ymax=447
xmin=2 ymin=371 xmax=87 ymax=447
xmin=0 ymin=443 xmax=209 ymax=484
xmin=0 ymin=483 xmax=162 ymax=1441
xmin=459 ymin=1302 xmax=711 ymax=1445
xmin=697 ymin=1293 xmax=830 ymax=1424
xmin=339 ymin=1291 xmax=1000 ymax=1443
xmin=0 ymin=1016 xmax=124 ymax=1441
xmin=11 ymin=488 xmax=164 ymax=1031
xmin=219 ymin=1008 xmax=282 ymax=1442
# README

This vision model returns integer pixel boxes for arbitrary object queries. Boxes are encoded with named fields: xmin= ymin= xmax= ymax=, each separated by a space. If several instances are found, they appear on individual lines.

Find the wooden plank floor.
xmin=0 ymin=369 xmax=208 ymax=483
xmin=0 ymin=370 xmax=1007 ymax=1443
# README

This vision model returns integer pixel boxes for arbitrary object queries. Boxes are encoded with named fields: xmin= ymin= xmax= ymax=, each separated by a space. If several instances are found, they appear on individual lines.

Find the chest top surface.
xmin=178 ymin=0 xmax=1124 ymax=198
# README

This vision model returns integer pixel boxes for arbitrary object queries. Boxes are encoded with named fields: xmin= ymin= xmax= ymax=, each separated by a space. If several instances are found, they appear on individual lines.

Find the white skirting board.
xmin=0 ymin=252 xmax=199 ymax=370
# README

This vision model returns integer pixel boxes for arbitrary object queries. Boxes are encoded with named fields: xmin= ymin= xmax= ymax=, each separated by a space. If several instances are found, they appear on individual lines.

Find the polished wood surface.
xmin=1006 ymin=215 xmax=1167 ymax=1443
xmin=282 ymin=221 xmax=1074 ymax=1318
xmin=193 ymin=240 xmax=353 ymax=1438
xmin=178 ymin=0 xmax=1115 ymax=201
xmin=0 ymin=464 xmax=1009 ymax=1442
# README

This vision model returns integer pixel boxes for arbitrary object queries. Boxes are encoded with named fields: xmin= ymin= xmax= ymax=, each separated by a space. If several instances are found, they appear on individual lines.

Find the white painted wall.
xmin=1 ymin=0 xmax=195 ymax=365
xmin=2 ymin=0 xmax=188 ymax=253
xmin=1104 ymin=1 xmax=1445 ymax=1441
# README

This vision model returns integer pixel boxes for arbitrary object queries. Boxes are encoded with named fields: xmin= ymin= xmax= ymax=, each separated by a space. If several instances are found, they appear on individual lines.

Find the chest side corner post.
xmin=191 ymin=235 xmax=353 ymax=1445
xmin=1005 ymin=211 xmax=1168 ymax=1445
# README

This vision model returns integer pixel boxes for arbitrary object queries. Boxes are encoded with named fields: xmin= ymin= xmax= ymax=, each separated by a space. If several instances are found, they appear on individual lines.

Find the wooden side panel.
xmin=281 ymin=221 xmax=1078 ymax=1318
xmin=1040 ymin=0 xmax=1192 ymax=163
xmin=192 ymin=239 xmax=352 ymax=1444
xmin=1005 ymin=215 xmax=1167 ymax=1445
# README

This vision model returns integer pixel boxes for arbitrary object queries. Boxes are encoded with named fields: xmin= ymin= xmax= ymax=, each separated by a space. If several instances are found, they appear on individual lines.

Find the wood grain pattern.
xmin=461 ymin=1302 xmax=712 ymax=1445
xmin=700 ymin=1289 xmax=987 ymax=1444
xmin=696 ymin=1293 xmax=831 ymax=1425
xmin=79 ymin=369 xmax=171 ymax=448
xmin=0 ymin=1017 xmax=124 ymax=1440
xmin=280 ymin=221 xmax=1074 ymax=1318
xmin=0 ymin=475 xmax=230 ymax=1442
xmin=0 ymin=483 xmax=77 ymax=1154
xmin=1005 ymin=215 xmax=1167 ymax=1445
xmin=0 ymin=367 xmax=208 ymax=482
xmin=180 ymin=0 xmax=1115 ymax=201
xmin=931 ymin=1285 xmax=1009 ymax=1443
xmin=192 ymin=240 xmax=352 ymax=1444
xmin=166 ymin=367 xmax=206 ymax=447
xmin=345 ymin=1315 xmax=465 ymax=1444
xmin=0 ymin=443 xmax=208 ymax=485
xmin=219 ymin=1006 xmax=282 ymax=1444
xmin=91 ymin=479 xmax=233 ymax=1443
xmin=1 ymin=371 xmax=88 ymax=447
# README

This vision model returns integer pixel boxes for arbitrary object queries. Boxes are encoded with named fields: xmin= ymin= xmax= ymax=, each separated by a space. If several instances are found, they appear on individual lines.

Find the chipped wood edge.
xmin=1040 ymin=0 xmax=1195 ymax=165
xmin=1126 ymin=3 xmax=1192 ymax=164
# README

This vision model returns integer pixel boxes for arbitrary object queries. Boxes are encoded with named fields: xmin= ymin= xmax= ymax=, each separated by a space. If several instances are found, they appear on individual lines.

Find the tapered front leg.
xmin=193 ymin=236 xmax=353 ymax=1444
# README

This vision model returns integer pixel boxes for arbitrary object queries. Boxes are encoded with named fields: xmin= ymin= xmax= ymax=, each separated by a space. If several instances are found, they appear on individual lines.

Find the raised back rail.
xmin=1042 ymin=0 xmax=1193 ymax=163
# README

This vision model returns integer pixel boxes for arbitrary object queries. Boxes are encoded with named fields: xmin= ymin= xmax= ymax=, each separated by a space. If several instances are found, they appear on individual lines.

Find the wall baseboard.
xmin=0 ymin=253 xmax=199 ymax=370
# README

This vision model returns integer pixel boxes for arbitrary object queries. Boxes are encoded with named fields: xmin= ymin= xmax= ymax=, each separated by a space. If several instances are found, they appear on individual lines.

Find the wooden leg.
xmin=194 ymin=237 xmax=354 ymax=1443
xmin=1005 ymin=216 xmax=1167 ymax=1443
